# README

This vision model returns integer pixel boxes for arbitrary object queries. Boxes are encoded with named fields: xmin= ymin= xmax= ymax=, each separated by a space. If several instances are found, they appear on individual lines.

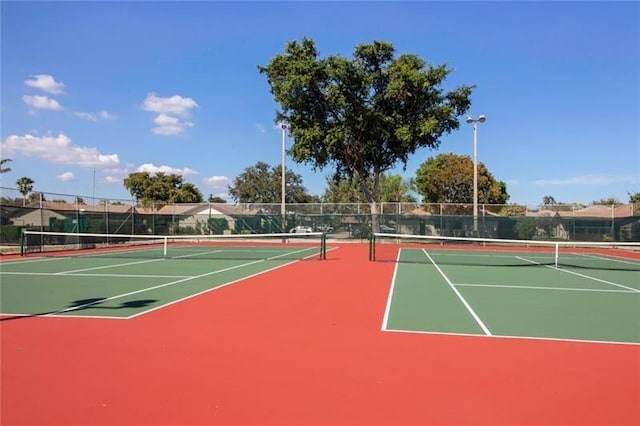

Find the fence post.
xmin=611 ymin=204 xmax=615 ymax=241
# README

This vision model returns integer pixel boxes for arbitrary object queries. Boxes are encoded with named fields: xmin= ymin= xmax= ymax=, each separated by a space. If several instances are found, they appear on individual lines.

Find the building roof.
xmin=135 ymin=203 xmax=247 ymax=216
xmin=30 ymin=201 xmax=134 ymax=214
xmin=528 ymin=204 xmax=637 ymax=218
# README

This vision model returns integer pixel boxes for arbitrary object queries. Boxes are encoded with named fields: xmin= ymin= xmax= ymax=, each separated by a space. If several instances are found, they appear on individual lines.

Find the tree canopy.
xmin=414 ymin=153 xmax=509 ymax=204
xmin=591 ymin=197 xmax=623 ymax=206
xmin=259 ymin=38 xmax=473 ymax=220
xmin=208 ymin=194 xmax=227 ymax=203
xmin=16 ymin=176 xmax=34 ymax=206
xmin=0 ymin=159 xmax=12 ymax=174
xmin=322 ymin=176 xmax=368 ymax=204
xmin=379 ymin=174 xmax=417 ymax=203
xmin=322 ymin=174 xmax=415 ymax=203
xmin=123 ymin=172 xmax=203 ymax=206
xmin=227 ymin=161 xmax=318 ymax=203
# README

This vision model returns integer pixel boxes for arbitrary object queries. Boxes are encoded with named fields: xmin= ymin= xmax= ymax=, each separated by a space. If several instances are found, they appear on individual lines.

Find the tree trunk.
xmin=358 ymin=172 xmax=381 ymax=234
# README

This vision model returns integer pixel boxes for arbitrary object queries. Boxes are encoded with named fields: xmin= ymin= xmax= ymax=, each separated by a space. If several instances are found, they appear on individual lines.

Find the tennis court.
xmin=1 ymin=231 xmax=326 ymax=319
xmin=374 ymin=235 xmax=640 ymax=344
xmin=1 ymin=232 xmax=639 ymax=425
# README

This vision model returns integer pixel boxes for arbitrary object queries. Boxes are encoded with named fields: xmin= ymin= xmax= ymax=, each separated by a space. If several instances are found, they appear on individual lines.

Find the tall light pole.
xmin=279 ymin=122 xmax=288 ymax=231
xmin=465 ymin=114 xmax=486 ymax=236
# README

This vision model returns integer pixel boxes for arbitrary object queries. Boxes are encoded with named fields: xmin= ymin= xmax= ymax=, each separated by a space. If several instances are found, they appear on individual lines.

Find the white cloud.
xmin=155 ymin=114 xmax=180 ymax=126
xmin=0 ymin=134 xmax=120 ymax=167
xmin=256 ymin=124 xmax=266 ymax=133
xmin=151 ymin=113 xmax=194 ymax=136
xmin=75 ymin=110 xmax=118 ymax=121
xmin=57 ymin=172 xmax=75 ymax=182
xmin=142 ymin=93 xmax=198 ymax=117
xmin=75 ymin=112 xmax=97 ymax=121
xmin=203 ymin=175 xmax=231 ymax=189
xmin=104 ymin=167 xmax=131 ymax=176
xmin=23 ymin=95 xmax=63 ymax=111
xmin=151 ymin=114 xmax=194 ymax=136
xmin=98 ymin=110 xmax=117 ymax=120
xmin=24 ymin=74 xmax=65 ymax=94
xmin=136 ymin=163 xmax=198 ymax=176
xmin=101 ymin=165 xmax=137 ymax=185
xmin=534 ymin=174 xmax=637 ymax=187
xmin=143 ymin=93 xmax=197 ymax=137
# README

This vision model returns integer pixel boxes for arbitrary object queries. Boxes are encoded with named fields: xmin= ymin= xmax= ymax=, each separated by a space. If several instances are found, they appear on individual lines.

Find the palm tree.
xmin=16 ymin=177 xmax=35 ymax=206
xmin=0 ymin=158 xmax=12 ymax=174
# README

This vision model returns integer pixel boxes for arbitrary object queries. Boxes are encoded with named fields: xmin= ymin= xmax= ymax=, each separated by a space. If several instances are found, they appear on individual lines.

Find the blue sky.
xmin=1 ymin=1 xmax=638 ymax=206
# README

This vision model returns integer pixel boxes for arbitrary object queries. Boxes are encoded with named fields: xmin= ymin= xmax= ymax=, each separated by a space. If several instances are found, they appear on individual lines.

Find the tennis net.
xmin=369 ymin=233 xmax=640 ymax=271
xmin=21 ymin=230 xmax=327 ymax=261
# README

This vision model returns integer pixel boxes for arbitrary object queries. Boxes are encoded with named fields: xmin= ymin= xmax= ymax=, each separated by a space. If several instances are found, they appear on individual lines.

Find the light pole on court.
xmin=465 ymin=114 xmax=486 ymax=236
xmin=279 ymin=122 xmax=287 ymax=232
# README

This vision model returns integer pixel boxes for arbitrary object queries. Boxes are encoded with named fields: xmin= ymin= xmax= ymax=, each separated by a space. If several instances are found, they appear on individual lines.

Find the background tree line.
xmin=3 ymin=154 xmax=639 ymax=209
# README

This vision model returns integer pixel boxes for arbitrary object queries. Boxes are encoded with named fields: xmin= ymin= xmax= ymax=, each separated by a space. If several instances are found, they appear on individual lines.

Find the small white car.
xmin=289 ymin=226 xmax=313 ymax=233
xmin=315 ymin=224 xmax=334 ymax=233
xmin=379 ymin=224 xmax=396 ymax=233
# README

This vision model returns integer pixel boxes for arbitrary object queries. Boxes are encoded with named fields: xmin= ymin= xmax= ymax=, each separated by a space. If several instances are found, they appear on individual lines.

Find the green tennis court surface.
xmin=382 ymin=247 xmax=640 ymax=344
xmin=0 ymin=244 xmax=323 ymax=318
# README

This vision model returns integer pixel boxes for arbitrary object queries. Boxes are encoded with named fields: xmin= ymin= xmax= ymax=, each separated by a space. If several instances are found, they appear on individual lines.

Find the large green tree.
xmin=16 ymin=176 xmax=34 ymax=206
xmin=123 ymin=172 xmax=203 ymax=206
xmin=414 ymin=153 xmax=509 ymax=204
xmin=228 ymin=161 xmax=318 ymax=203
xmin=259 ymin=38 xmax=473 ymax=229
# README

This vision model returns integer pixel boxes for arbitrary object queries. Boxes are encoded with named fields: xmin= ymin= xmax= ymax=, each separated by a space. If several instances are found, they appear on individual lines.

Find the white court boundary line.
xmin=516 ymin=256 xmax=640 ymax=293
xmin=455 ymin=283 xmax=638 ymax=293
xmin=380 ymin=248 xmax=402 ymax=331
xmin=383 ymin=328 xmax=640 ymax=346
xmin=422 ymin=249 xmax=492 ymax=336
xmin=573 ymin=251 xmax=640 ymax=267
xmin=380 ymin=248 xmax=492 ymax=335
xmin=0 ymin=271 xmax=192 ymax=279
xmin=1 ymin=256 xmax=66 ymax=266
xmin=53 ymin=249 xmax=227 ymax=275
xmin=0 ymin=246 xmax=331 ymax=320
xmin=128 ymin=246 xmax=338 ymax=320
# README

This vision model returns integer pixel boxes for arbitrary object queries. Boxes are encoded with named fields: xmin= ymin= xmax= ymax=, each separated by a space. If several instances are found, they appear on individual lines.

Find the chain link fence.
xmin=1 ymin=187 xmax=638 ymax=250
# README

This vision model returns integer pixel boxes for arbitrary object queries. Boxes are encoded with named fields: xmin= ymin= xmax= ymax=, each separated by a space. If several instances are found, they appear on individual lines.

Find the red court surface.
xmin=1 ymin=244 xmax=638 ymax=425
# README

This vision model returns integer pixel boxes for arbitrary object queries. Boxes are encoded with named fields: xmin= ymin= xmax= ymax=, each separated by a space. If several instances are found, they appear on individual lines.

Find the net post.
xmin=369 ymin=232 xmax=376 ymax=261
xmin=20 ymin=229 xmax=25 ymax=256
xmin=321 ymin=232 xmax=326 ymax=260
xmin=554 ymin=243 xmax=559 ymax=268
xmin=163 ymin=236 xmax=168 ymax=257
